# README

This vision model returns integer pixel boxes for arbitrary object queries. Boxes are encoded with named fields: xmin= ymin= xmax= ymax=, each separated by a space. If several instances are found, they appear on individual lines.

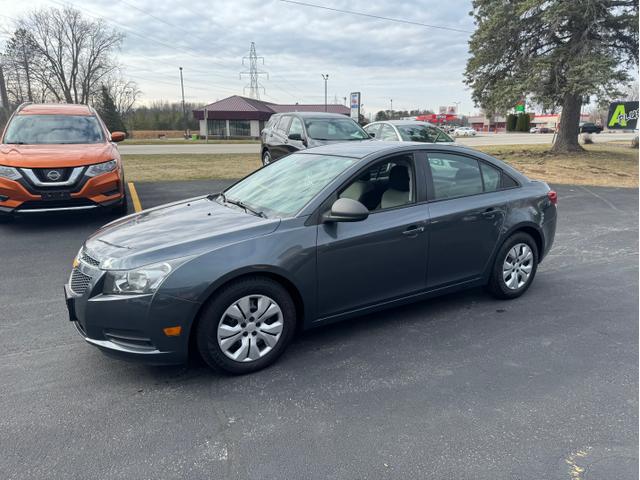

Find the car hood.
xmin=307 ymin=138 xmax=367 ymax=148
xmin=0 ymin=143 xmax=116 ymax=168
xmin=84 ymin=196 xmax=280 ymax=270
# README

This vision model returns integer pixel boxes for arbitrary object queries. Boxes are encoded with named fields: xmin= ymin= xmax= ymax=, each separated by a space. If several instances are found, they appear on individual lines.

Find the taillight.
xmin=547 ymin=190 xmax=558 ymax=205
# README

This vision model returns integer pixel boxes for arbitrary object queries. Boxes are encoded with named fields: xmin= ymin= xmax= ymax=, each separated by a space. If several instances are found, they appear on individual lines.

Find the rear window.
xmin=3 ymin=114 xmax=105 ymax=145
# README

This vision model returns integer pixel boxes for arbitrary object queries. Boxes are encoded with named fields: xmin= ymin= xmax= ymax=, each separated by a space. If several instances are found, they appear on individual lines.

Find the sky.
xmin=0 ymin=0 xmax=478 ymax=117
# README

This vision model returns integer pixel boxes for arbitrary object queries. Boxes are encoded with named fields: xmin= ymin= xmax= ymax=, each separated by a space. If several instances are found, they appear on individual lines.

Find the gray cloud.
xmin=1 ymin=0 xmax=477 ymax=115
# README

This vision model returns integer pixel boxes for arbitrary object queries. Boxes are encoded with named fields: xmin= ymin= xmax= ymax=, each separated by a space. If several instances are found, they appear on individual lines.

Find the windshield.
xmin=222 ymin=153 xmax=358 ymax=218
xmin=397 ymin=124 xmax=453 ymax=143
xmin=3 ymin=115 xmax=105 ymax=144
xmin=304 ymin=118 xmax=369 ymax=141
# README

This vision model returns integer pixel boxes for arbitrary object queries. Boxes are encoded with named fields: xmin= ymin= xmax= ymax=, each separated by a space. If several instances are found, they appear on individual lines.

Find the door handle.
xmin=482 ymin=207 xmax=497 ymax=217
xmin=402 ymin=226 xmax=425 ymax=236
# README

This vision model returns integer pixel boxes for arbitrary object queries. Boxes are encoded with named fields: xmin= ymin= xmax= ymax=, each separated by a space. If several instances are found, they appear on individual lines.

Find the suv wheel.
xmin=486 ymin=232 xmax=538 ymax=299
xmin=262 ymin=150 xmax=272 ymax=166
xmin=196 ymin=277 xmax=296 ymax=374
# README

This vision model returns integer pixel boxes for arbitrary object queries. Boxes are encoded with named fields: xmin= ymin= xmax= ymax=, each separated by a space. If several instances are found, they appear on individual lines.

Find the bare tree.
xmin=102 ymin=76 xmax=142 ymax=128
xmin=17 ymin=7 xmax=124 ymax=104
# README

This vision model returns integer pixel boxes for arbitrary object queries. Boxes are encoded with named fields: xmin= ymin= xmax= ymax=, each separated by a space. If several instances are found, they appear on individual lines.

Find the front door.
xmin=316 ymin=155 xmax=429 ymax=318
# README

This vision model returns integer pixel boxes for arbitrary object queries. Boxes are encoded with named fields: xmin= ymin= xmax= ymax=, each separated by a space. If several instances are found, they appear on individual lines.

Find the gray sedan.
xmin=364 ymin=120 xmax=454 ymax=143
xmin=65 ymin=142 xmax=557 ymax=374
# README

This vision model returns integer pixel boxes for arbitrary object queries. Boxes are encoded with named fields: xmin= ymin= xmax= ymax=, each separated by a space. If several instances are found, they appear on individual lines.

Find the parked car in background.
xmin=529 ymin=126 xmax=555 ymax=133
xmin=579 ymin=122 xmax=603 ymax=134
xmin=66 ymin=142 xmax=557 ymax=374
xmin=0 ymin=103 xmax=127 ymax=220
xmin=260 ymin=112 xmax=370 ymax=165
xmin=364 ymin=120 xmax=454 ymax=144
xmin=454 ymin=126 xmax=477 ymax=136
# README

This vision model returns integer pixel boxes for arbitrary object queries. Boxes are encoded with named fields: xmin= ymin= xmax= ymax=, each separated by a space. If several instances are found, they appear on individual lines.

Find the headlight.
xmin=0 ymin=165 xmax=21 ymax=180
xmin=86 ymin=159 xmax=117 ymax=177
xmin=102 ymin=257 xmax=193 ymax=295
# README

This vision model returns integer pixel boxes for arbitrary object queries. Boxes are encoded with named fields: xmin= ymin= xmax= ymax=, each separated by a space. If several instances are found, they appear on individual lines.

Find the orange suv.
xmin=0 ymin=103 xmax=127 ymax=219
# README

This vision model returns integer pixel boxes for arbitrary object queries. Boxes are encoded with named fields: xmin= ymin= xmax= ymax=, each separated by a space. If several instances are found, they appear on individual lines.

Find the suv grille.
xmin=70 ymin=269 xmax=92 ymax=295
xmin=80 ymin=250 xmax=100 ymax=267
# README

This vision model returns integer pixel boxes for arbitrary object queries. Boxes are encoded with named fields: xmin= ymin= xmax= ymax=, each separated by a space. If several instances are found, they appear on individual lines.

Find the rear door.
xmin=424 ymin=151 xmax=508 ymax=288
xmin=270 ymin=115 xmax=292 ymax=160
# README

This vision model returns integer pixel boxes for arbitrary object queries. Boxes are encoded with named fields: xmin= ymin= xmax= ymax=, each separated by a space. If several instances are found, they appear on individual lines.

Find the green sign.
xmin=607 ymin=101 xmax=638 ymax=129
xmin=515 ymin=104 xmax=525 ymax=112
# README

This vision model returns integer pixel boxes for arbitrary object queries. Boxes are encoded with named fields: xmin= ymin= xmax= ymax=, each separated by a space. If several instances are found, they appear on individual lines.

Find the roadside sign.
xmin=607 ymin=101 xmax=639 ymax=129
xmin=350 ymin=92 xmax=360 ymax=120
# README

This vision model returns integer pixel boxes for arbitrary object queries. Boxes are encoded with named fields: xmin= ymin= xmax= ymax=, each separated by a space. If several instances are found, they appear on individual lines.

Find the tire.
xmin=196 ymin=276 xmax=296 ymax=374
xmin=262 ymin=150 xmax=272 ymax=166
xmin=486 ymin=232 xmax=539 ymax=300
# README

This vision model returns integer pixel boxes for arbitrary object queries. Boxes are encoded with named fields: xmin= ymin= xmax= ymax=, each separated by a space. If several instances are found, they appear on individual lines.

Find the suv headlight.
xmin=0 ymin=165 xmax=22 ymax=181
xmin=86 ymin=159 xmax=117 ymax=177
xmin=102 ymin=257 xmax=192 ymax=295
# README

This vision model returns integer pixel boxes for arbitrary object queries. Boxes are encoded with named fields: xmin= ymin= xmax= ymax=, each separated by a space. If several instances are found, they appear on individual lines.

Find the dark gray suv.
xmin=260 ymin=111 xmax=370 ymax=165
xmin=65 ymin=142 xmax=557 ymax=374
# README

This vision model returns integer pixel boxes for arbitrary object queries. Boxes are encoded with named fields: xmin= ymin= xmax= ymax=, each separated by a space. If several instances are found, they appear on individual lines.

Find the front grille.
xmin=80 ymin=249 xmax=100 ymax=267
xmin=70 ymin=268 xmax=92 ymax=295
xmin=18 ymin=198 xmax=96 ymax=210
xmin=33 ymin=168 xmax=73 ymax=183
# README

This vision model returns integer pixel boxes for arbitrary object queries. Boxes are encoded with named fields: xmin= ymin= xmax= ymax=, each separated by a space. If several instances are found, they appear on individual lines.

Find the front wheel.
xmin=486 ymin=232 xmax=538 ymax=299
xmin=262 ymin=150 xmax=272 ymax=166
xmin=196 ymin=277 xmax=296 ymax=374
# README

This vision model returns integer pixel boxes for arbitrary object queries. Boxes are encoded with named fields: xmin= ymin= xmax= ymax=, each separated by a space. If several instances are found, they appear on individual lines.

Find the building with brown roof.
xmin=193 ymin=95 xmax=350 ymax=138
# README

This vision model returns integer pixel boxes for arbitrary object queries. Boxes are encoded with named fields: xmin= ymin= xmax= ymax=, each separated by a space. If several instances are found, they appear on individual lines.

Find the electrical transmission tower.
xmin=240 ymin=42 xmax=268 ymax=100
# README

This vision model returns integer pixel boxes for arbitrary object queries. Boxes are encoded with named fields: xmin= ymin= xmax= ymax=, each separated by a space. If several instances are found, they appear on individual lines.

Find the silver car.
xmin=364 ymin=120 xmax=454 ymax=144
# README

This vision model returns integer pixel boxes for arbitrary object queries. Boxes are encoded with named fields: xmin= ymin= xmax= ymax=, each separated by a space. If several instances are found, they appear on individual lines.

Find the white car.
xmin=454 ymin=127 xmax=477 ymax=136
xmin=364 ymin=120 xmax=454 ymax=144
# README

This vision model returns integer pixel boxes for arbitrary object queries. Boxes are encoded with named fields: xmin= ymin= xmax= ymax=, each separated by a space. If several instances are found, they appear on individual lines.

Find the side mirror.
xmin=368 ymin=132 xmax=375 ymax=138
xmin=323 ymin=198 xmax=369 ymax=223
xmin=111 ymin=131 xmax=126 ymax=142
xmin=288 ymin=132 xmax=303 ymax=141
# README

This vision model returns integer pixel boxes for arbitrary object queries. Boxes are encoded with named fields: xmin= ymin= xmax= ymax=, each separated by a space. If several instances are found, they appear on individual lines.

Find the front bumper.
xmin=0 ymin=169 xmax=124 ymax=214
xmin=64 ymin=265 xmax=200 ymax=365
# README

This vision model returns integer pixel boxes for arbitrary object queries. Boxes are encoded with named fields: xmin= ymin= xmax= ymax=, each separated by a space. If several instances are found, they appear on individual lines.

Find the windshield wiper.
xmin=5 ymin=141 xmax=25 ymax=144
xmin=225 ymin=197 xmax=267 ymax=218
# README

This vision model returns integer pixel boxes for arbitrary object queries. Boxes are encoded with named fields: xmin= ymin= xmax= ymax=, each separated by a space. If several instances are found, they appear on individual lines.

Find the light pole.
xmin=321 ymin=74 xmax=329 ymax=112
xmin=390 ymin=99 xmax=393 ymax=119
xmin=179 ymin=67 xmax=187 ymax=138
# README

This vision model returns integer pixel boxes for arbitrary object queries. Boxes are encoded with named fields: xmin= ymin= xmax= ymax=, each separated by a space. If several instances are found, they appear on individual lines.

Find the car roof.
xmin=17 ymin=103 xmax=94 ymax=116
xmin=369 ymin=120 xmax=436 ymax=127
xmin=276 ymin=111 xmax=353 ymax=119
xmin=299 ymin=140 xmax=481 ymax=159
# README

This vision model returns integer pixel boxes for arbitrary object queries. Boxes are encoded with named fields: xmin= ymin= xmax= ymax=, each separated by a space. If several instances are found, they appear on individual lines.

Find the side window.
xmin=288 ymin=117 xmax=304 ymax=137
xmin=339 ymin=156 xmax=414 ymax=211
xmin=427 ymin=153 xmax=483 ymax=200
xmin=480 ymin=162 xmax=501 ymax=192
xmin=364 ymin=123 xmax=381 ymax=138
xmin=379 ymin=124 xmax=399 ymax=141
xmin=277 ymin=116 xmax=291 ymax=133
xmin=501 ymin=173 xmax=518 ymax=188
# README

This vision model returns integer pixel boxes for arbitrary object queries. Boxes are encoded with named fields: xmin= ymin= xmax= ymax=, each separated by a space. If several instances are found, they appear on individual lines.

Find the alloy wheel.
xmin=502 ymin=243 xmax=533 ymax=290
xmin=262 ymin=151 xmax=271 ymax=165
xmin=217 ymin=294 xmax=284 ymax=362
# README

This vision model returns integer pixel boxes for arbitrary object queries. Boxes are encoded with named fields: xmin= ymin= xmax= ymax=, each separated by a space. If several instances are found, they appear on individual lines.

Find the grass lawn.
xmin=121 ymin=139 xmax=259 ymax=145
xmin=477 ymin=143 xmax=638 ymax=188
xmin=123 ymin=143 xmax=638 ymax=187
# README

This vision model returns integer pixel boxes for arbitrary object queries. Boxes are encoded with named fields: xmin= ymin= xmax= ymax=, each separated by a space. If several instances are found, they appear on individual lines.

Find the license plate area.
xmin=41 ymin=191 xmax=71 ymax=201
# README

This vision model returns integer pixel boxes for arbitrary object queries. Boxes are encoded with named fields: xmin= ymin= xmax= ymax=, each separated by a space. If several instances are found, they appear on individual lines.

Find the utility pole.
xmin=179 ymin=67 xmax=187 ymax=138
xmin=240 ymin=42 xmax=268 ymax=100
xmin=321 ymin=74 xmax=329 ymax=112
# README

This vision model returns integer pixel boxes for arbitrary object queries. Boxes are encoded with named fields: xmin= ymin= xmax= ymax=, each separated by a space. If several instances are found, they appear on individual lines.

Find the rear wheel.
xmin=486 ymin=232 xmax=538 ymax=299
xmin=196 ymin=277 xmax=296 ymax=374
xmin=262 ymin=150 xmax=272 ymax=166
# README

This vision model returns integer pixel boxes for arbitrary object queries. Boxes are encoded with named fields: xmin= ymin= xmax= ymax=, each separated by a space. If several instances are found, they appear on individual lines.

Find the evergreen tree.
xmin=97 ymin=85 xmax=126 ymax=133
xmin=465 ymin=0 xmax=638 ymax=152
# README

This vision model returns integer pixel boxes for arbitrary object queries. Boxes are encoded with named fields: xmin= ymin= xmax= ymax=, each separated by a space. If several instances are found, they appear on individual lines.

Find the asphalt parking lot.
xmin=1 ymin=182 xmax=637 ymax=480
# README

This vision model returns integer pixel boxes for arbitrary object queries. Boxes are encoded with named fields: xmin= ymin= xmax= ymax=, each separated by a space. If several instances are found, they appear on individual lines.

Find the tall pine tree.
xmin=97 ymin=85 xmax=126 ymax=134
xmin=465 ymin=1 xmax=638 ymax=152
